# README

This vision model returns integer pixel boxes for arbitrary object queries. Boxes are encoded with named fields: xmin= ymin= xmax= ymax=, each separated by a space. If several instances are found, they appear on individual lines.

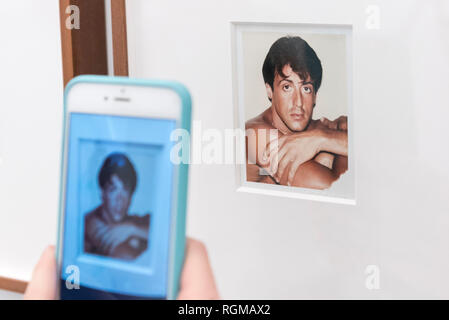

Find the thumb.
xmin=24 ymin=245 xmax=57 ymax=300
xmin=177 ymin=239 xmax=219 ymax=300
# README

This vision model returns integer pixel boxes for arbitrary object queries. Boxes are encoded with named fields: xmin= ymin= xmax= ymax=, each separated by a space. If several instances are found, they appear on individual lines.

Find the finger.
xmin=320 ymin=117 xmax=330 ymax=126
xmin=269 ymin=147 xmax=280 ymax=176
xmin=264 ymin=135 xmax=286 ymax=161
xmin=99 ymin=230 xmax=114 ymax=251
xmin=268 ymin=137 xmax=291 ymax=175
xmin=338 ymin=117 xmax=348 ymax=131
xmin=263 ymin=138 xmax=278 ymax=163
xmin=273 ymin=147 xmax=291 ymax=182
xmin=288 ymin=159 xmax=303 ymax=186
xmin=106 ymin=230 xmax=129 ymax=253
xmin=24 ymin=246 xmax=57 ymax=300
xmin=177 ymin=238 xmax=220 ymax=300
xmin=329 ymin=120 xmax=338 ymax=130
xmin=321 ymin=117 xmax=338 ymax=130
xmin=100 ymin=230 xmax=119 ymax=254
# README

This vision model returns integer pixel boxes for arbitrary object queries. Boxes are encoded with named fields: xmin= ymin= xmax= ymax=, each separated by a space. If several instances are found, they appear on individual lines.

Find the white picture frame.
xmin=231 ymin=22 xmax=356 ymax=205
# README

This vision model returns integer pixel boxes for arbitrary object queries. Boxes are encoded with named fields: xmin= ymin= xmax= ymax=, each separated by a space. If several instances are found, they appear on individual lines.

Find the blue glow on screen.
xmin=61 ymin=113 xmax=176 ymax=299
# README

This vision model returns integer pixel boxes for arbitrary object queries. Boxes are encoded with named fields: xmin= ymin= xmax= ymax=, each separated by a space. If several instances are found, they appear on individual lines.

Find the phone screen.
xmin=60 ymin=112 xmax=176 ymax=299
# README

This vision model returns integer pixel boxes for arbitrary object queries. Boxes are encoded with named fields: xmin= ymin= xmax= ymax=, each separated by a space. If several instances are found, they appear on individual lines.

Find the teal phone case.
xmin=56 ymin=75 xmax=191 ymax=299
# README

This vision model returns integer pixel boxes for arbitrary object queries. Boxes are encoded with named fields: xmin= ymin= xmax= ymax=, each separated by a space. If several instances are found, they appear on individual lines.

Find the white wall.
xmin=126 ymin=0 xmax=449 ymax=299
xmin=0 ymin=0 xmax=447 ymax=300
xmin=0 ymin=1 xmax=63 ymax=281
xmin=0 ymin=289 xmax=22 ymax=300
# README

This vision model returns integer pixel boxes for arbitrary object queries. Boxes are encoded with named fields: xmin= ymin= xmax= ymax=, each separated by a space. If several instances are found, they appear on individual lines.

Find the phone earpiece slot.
xmin=114 ymin=97 xmax=131 ymax=102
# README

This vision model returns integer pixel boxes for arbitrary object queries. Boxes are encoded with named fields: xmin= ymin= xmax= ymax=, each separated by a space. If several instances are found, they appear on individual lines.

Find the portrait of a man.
xmin=245 ymin=36 xmax=349 ymax=190
xmin=84 ymin=153 xmax=150 ymax=261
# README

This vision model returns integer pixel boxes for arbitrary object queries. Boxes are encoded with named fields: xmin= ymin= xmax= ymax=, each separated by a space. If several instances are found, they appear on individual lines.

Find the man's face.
xmin=102 ymin=174 xmax=132 ymax=222
xmin=267 ymin=64 xmax=316 ymax=132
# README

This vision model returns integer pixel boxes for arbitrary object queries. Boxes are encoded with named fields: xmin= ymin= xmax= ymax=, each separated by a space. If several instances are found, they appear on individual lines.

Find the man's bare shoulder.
xmin=85 ymin=206 xmax=102 ymax=223
xmin=245 ymin=108 xmax=276 ymax=131
xmin=85 ymin=206 xmax=106 ymax=235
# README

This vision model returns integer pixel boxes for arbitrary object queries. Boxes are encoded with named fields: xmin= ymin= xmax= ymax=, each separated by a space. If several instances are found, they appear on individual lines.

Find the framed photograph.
xmin=231 ymin=22 xmax=355 ymax=204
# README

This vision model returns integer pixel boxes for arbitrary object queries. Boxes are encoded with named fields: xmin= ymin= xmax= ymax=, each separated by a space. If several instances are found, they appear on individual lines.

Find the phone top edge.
xmin=65 ymin=75 xmax=192 ymax=111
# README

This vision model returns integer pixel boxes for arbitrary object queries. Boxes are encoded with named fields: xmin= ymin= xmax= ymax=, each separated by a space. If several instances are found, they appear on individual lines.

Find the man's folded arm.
xmin=319 ymin=128 xmax=348 ymax=156
xmin=246 ymin=123 xmax=348 ymax=185
xmin=278 ymin=155 xmax=348 ymax=190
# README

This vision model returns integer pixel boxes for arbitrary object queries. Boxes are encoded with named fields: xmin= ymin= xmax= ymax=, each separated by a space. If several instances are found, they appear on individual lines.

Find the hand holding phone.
xmin=25 ymin=239 xmax=219 ymax=300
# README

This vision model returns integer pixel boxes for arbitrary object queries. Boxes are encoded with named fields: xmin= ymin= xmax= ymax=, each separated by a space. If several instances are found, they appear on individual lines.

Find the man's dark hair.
xmin=99 ymin=153 xmax=137 ymax=194
xmin=262 ymin=36 xmax=323 ymax=93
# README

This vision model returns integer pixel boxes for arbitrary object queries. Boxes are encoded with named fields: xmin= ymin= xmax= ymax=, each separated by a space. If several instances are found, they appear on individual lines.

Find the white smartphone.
xmin=56 ymin=75 xmax=191 ymax=299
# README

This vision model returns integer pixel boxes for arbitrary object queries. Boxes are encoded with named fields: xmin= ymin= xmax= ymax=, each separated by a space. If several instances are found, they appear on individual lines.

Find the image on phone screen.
xmin=60 ymin=112 xmax=176 ymax=299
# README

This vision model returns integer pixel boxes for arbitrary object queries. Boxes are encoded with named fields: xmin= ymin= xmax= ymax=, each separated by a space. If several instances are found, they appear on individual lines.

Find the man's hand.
xmin=98 ymin=223 xmax=147 ymax=255
xmin=263 ymin=129 xmax=324 ymax=184
xmin=319 ymin=116 xmax=347 ymax=131
xmin=264 ymin=124 xmax=348 ymax=186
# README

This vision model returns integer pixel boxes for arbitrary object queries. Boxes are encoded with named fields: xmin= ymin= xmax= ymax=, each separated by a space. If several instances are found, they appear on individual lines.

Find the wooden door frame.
xmin=60 ymin=0 xmax=129 ymax=86
xmin=0 ymin=0 xmax=129 ymax=294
